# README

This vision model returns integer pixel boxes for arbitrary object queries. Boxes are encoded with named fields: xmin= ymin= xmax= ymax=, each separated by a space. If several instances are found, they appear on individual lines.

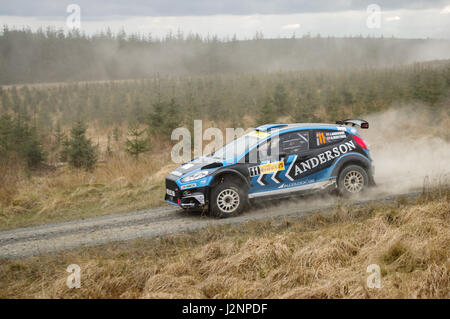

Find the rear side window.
xmin=315 ymin=130 xmax=347 ymax=147
xmin=279 ymin=131 xmax=309 ymax=154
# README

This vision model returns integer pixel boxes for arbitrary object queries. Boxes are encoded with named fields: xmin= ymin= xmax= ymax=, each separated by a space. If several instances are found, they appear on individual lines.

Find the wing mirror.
xmin=278 ymin=152 xmax=287 ymax=159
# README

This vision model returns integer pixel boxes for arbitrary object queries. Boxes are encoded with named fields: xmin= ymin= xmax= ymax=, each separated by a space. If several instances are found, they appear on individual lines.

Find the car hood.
xmin=168 ymin=156 xmax=235 ymax=179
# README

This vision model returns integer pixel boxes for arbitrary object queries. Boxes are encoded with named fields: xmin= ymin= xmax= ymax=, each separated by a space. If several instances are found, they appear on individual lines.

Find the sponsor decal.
xmin=292 ymin=141 xmax=356 ymax=178
xmin=166 ymin=188 xmax=175 ymax=196
xmin=181 ymin=163 xmax=194 ymax=170
xmin=317 ymin=132 xmax=326 ymax=145
xmin=316 ymin=131 xmax=346 ymax=145
xmin=326 ymin=131 xmax=346 ymax=141
xmin=261 ymin=161 xmax=285 ymax=174
xmin=248 ymin=166 xmax=260 ymax=177
xmin=180 ymin=183 xmax=196 ymax=190
xmin=277 ymin=180 xmax=312 ymax=189
xmin=337 ymin=126 xmax=347 ymax=131
xmin=248 ymin=161 xmax=285 ymax=177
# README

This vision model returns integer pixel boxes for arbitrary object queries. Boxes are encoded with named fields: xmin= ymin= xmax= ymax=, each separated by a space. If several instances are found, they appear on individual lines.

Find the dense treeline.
xmin=0 ymin=59 xmax=449 ymax=168
xmin=1 ymin=27 xmax=450 ymax=85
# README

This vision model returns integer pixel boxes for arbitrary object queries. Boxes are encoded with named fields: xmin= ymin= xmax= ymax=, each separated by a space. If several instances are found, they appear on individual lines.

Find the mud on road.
xmin=0 ymin=188 xmax=424 ymax=259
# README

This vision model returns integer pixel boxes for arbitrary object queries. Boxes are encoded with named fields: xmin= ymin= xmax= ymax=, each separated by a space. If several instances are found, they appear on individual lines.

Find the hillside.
xmin=1 ymin=27 xmax=450 ymax=84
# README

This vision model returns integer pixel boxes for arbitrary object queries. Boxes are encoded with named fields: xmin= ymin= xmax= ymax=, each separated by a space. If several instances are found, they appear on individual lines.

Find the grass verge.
xmin=0 ymin=152 xmax=174 ymax=230
xmin=0 ymin=190 xmax=448 ymax=298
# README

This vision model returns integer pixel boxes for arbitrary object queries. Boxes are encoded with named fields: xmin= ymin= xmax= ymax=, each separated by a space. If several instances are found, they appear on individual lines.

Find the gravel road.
xmin=0 ymin=190 xmax=422 ymax=259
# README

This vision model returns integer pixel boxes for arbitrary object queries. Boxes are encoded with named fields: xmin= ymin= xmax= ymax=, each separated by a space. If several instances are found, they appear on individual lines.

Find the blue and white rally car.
xmin=165 ymin=120 xmax=375 ymax=217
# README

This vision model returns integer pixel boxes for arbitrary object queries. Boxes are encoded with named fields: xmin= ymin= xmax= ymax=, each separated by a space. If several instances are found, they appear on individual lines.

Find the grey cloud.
xmin=1 ymin=0 xmax=449 ymax=17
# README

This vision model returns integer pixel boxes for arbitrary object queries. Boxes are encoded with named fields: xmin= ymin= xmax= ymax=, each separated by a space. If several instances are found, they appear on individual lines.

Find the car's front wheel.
xmin=337 ymin=165 xmax=368 ymax=196
xmin=210 ymin=180 xmax=246 ymax=218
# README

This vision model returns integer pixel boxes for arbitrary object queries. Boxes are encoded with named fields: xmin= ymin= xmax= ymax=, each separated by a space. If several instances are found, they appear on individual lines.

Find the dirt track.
xmin=0 ymin=189 xmax=424 ymax=259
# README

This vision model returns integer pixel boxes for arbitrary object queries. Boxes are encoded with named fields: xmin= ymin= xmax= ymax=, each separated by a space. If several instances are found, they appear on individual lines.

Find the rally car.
xmin=165 ymin=120 xmax=375 ymax=217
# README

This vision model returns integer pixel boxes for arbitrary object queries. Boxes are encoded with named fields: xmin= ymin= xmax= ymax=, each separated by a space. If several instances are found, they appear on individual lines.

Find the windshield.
xmin=210 ymin=131 xmax=269 ymax=160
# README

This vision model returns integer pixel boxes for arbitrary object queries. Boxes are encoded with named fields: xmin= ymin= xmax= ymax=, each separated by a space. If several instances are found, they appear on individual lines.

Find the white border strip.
xmin=248 ymin=179 xmax=335 ymax=199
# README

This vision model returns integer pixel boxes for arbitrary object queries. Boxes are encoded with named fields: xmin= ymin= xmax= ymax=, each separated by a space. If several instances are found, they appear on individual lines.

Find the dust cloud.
xmin=359 ymin=106 xmax=450 ymax=195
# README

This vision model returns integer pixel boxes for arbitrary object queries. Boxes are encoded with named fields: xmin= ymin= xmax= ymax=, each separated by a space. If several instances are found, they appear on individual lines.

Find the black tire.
xmin=337 ymin=165 xmax=369 ymax=197
xmin=210 ymin=180 xmax=246 ymax=218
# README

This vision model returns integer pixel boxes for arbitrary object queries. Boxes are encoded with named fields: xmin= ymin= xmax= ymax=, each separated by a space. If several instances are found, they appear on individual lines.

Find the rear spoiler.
xmin=336 ymin=119 xmax=369 ymax=129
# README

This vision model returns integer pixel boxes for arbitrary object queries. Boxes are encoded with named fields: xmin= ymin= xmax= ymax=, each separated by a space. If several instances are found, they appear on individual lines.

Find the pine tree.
xmin=0 ymin=114 xmax=13 ymax=155
xmin=125 ymin=123 xmax=148 ymax=160
xmin=1 ymin=90 xmax=10 ymax=111
xmin=147 ymin=100 xmax=164 ymax=135
xmin=164 ymin=98 xmax=181 ymax=136
xmin=0 ymin=114 xmax=46 ymax=167
xmin=53 ymin=121 xmax=64 ymax=146
xmin=273 ymin=83 xmax=289 ymax=115
xmin=147 ymin=98 xmax=181 ymax=138
xmin=60 ymin=136 xmax=70 ymax=162
xmin=62 ymin=120 xmax=97 ymax=170
xmin=257 ymin=97 xmax=275 ymax=125
xmin=23 ymin=129 xmax=45 ymax=167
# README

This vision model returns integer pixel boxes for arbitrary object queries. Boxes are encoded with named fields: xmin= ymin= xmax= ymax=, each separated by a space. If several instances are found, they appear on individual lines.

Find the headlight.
xmin=181 ymin=171 xmax=210 ymax=183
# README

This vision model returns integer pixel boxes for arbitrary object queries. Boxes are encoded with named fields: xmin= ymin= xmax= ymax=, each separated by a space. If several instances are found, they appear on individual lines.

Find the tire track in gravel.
xmin=0 ymin=206 xmax=181 ymax=246
xmin=0 ymin=190 xmax=423 ymax=259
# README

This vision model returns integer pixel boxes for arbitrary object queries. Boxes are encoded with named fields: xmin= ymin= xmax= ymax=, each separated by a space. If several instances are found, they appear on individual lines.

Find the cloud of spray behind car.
xmin=359 ymin=105 xmax=450 ymax=195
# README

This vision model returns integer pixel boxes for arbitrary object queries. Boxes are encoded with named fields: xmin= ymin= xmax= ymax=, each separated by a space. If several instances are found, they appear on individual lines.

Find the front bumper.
xmin=165 ymin=177 xmax=208 ymax=209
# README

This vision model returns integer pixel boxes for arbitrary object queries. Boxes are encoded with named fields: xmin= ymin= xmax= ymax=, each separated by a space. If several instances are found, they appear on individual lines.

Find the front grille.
xmin=165 ymin=178 xmax=178 ymax=191
xmin=165 ymin=178 xmax=180 ymax=202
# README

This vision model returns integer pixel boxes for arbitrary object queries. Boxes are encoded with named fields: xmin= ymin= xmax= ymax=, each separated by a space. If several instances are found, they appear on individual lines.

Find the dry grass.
xmin=0 ymin=190 xmax=448 ymax=299
xmin=0 ymin=120 xmax=253 ymax=229
xmin=0 ymin=147 xmax=176 ymax=229
xmin=0 ymin=156 xmax=24 ymax=207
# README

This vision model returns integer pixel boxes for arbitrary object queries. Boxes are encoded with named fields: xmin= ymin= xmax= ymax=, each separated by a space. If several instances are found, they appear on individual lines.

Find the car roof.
xmin=257 ymin=123 xmax=341 ymax=133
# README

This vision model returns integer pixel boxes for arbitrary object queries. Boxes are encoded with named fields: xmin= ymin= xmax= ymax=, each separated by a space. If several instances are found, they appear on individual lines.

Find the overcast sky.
xmin=1 ymin=0 xmax=449 ymax=39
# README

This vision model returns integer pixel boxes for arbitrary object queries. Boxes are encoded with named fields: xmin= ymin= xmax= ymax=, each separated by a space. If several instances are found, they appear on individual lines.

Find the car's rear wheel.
xmin=210 ymin=180 xmax=246 ymax=218
xmin=338 ymin=165 xmax=368 ymax=196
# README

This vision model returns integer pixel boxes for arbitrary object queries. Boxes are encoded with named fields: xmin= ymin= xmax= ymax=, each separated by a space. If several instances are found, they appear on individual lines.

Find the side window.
xmin=243 ymin=139 xmax=271 ymax=163
xmin=314 ymin=130 xmax=347 ymax=148
xmin=257 ymin=139 xmax=271 ymax=162
xmin=279 ymin=131 xmax=309 ymax=154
